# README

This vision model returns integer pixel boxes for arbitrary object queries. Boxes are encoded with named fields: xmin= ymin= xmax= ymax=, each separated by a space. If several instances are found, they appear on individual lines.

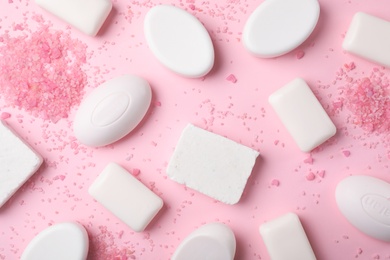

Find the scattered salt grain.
xmin=342 ymin=150 xmax=351 ymax=157
xmin=306 ymin=172 xmax=316 ymax=181
xmin=0 ymin=112 xmax=11 ymax=119
xmin=296 ymin=50 xmax=305 ymax=59
xmin=270 ymin=179 xmax=280 ymax=186
xmin=226 ymin=74 xmax=237 ymax=83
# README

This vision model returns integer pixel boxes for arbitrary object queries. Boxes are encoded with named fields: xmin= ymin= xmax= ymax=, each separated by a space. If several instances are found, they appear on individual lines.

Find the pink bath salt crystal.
xmin=342 ymin=150 xmax=351 ymax=157
xmin=343 ymin=62 xmax=356 ymax=72
xmin=357 ymin=248 xmax=363 ymax=255
xmin=58 ymin=175 xmax=66 ymax=181
xmin=332 ymin=101 xmax=343 ymax=110
xmin=304 ymin=156 xmax=314 ymax=164
xmin=226 ymin=74 xmax=237 ymax=83
xmin=0 ymin=112 xmax=11 ymax=119
xmin=306 ymin=172 xmax=316 ymax=181
xmin=153 ymin=100 xmax=162 ymax=107
xmin=295 ymin=50 xmax=305 ymax=59
xmin=317 ymin=170 xmax=325 ymax=178
xmin=132 ymin=168 xmax=140 ymax=176
xmin=270 ymin=179 xmax=280 ymax=186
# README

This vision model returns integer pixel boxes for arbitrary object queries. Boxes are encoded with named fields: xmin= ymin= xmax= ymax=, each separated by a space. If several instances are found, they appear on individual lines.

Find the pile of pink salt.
xmin=0 ymin=15 xmax=88 ymax=123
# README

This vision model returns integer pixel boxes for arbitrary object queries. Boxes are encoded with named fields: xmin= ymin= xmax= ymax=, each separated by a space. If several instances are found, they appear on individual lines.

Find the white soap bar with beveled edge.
xmin=144 ymin=5 xmax=214 ymax=78
xmin=0 ymin=121 xmax=43 ymax=208
xmin=259 ymin=213 xmax=317 ymax=260
xmin=21 ymin=222 xmax=89 ymax=260
xmin=335 ymin=175 xmax=390 ymax=242
xmin=167 ymin=124 xmax=259 ymax=205
xmin=269 ymin=78 xmax=336 ymax=152
xmin=172 ymin=223 xmax=236 ymax=260
xmin=89 ymin=163 xmax=163 ymax=232
xmin=343 ymin=12 xmax=390 ymax=67
xmin=35 ymin=0 xmax=112 ymax=36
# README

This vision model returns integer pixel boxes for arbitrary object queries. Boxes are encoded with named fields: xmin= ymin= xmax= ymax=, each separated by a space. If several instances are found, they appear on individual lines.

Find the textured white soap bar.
xmin=259 ymin=213 xmax=317 ymax=260
xmin=35 ymin=0 xmax=112 ymax=36
xmin=0 ymin=121 xmax=43 ymax=208
xmin=167 ymin=124 xmax=259 ymax=205
xmin=269 ymin=78 xmax=336 ymax=152
xmin=343 ymin=12 xmax=390 ymax=67
xmin=89 ymin=163 xmax=163 ymax=232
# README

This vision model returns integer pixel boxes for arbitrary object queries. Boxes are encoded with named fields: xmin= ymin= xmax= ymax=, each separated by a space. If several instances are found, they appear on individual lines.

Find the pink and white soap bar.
xmin=89 ymin=163 xmax=163 ymax=232
xmin=343 ymin=12 xmax=390 ymax=67
xmin=35 ymin=0 xmax=112 ymax=36
xmin=167 ymin=124 xmax=259 ymax=205
xmin=269 ymin=78 xmax=336 ymax=152
xmin=259 ymin=213 xmax=317 ymax=260
xmin=0 ymin=121 xmax=43 ymax=208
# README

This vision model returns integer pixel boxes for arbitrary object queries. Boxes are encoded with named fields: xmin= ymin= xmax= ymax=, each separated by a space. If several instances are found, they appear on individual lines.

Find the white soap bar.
xmin=21 ymin=222 xmax=89 ymax=260
xmin=35 ymin=0 xmax=112 ymax=36
xmin=73 ymin=75 xmax=152 ymax=147
xmin=0 ymin=121 xmax=43 ymax=208
xmin=335 ymin=175 xmax=390 ymax=242
xmin=268 ymin=78 xmax=336 ymax=152
xmin=343 ymin=12 xmax=390 ymax=67
xmin=172 ymin=223 xmax=236 ymax=260
xmin=259 ymin=213 xmax=317 ymax=260
xmin=167 ymin=124 xmax=259 ymax=205
xmin=242 ymin=0 xmax=320 ymax=58
xmin=89 ymin=163 xmax=163 ymax=232
xmin=144 ymin=5 xmax=214 ymax=78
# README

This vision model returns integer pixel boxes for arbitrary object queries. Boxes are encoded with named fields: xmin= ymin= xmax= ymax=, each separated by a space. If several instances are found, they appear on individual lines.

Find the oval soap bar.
xmin=21 ymin=222 xmax=89 ymax=260
xmin=74 ymin=75 xmax=151 ymax=147
xmin=335 ymin=175 xmax=390 ymax=242
xmin=172 ymin=222 xmax=236 ymax=260
xmin=144 ymin=5 xmax=214 ymax=78
xmin=242 ymin=0 xmax=320 ymax=58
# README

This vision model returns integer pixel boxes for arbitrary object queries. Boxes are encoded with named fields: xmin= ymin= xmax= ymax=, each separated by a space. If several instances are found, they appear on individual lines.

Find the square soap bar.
xmin=269 ymin=78 xmax=336 ymax=152
xmin=35 ymin=0 xmax=112 ymax=36
xmin=167 ymin=124 xmax=259 ymax=205
xmin=343 ymin=12 xmax=390 ymax=67
xmin=89 ymin=163 xmax=163 ymax=232
xmin=259 ymin=213 xmax=317 ymax=260
xmin=0 ymin=121 xmax=43 ymax=208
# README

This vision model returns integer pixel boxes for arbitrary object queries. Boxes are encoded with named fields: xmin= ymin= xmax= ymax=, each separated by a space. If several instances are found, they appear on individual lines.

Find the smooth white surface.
xmin=259 ymin=213 xmax=317 ymax=260
xmin=172 ymin=223 xmax=236 ymax=260
xmin=88 ymin=163 xmax=163 ymax=232
xmin=21 ymin=222 xmax=89 ymax=260
xmin=144 ymin=5 xmax=214 ymax=78
xmin=0 ymin=121 xmax=43 ymax=208
xmin=166 ymin=124 xmax=259 ymax=205
xmin=335 ymin=175 xmax=390 ymax=242
xmin=242 ymin=0 xmax=320 ymax=58
xmin=73 ymin=75 xmax=151 ymax=147
xmin=343 ymin=12 xmax=390 ymax=67
xmin=268 ymin=78 xmax=336 ymax=152
xmin=35 ymin=0 xmax=112 ymax=36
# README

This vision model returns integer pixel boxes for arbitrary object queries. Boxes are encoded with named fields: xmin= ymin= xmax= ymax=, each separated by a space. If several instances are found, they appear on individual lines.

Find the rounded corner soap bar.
xmin=73 ymin=75 xmax=152 ymax=147
xmin=335 ymin=175 xmax=390 ymax=242
xmin=144 ymin=5 xmax=214 ymax=78
xmin=172 ymin=222 xmax=236 ymax=260
xmin=242 ymin=0 xmax=320 ymax=58
xmin=21 ymin=222 xmax=89 ymax=260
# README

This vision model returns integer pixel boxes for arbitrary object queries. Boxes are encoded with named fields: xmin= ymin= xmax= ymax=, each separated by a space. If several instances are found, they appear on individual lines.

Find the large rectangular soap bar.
xmin=259 ymin=213 xmax=317 ymax=260
xmin=167 ymin=124 xmax=259 ymax=205
xmin=343 ymin=12 xmax=390 ymax=67
xmin=89 ymin=163 xmax=163 ymax=232
xmin=35 ymin=0 xmax=112 ymax=36
xmin=268 ymin=78 xmax=336 ymax=152
xmin=0 ymin=121 xmax=43 ymax=208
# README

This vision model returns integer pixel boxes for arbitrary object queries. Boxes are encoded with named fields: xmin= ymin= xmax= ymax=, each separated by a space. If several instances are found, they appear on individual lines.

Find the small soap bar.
xmin=21 ymin=222 xmax=89 ymax=260
xmin=0 ymin=121 xmax=43 ymax=208
xmin=259 ymin=213 xmax=317 ymax=260
xmin=268 ymin=78 xmax=336 ymax=152
xmin=335 ymin=175 xmax=390 ymax=242
xmin=172 ymin=223 xmax=236 ymax=260
xmin=144 ymin=5 xmax=214 ymax=78
xmin=343 ymin=12 xmax=390 ymax=67
xmin=167 ymin=124 xmax=259 ymax=205
xmin=35 ymin=0 xmax=112 ymax=36
xmin=89 ymin=163 xmax=163 ymax=232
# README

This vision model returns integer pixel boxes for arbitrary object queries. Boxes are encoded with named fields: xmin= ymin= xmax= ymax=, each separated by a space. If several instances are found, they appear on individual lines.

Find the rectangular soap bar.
xmin=89 ymin=163 xmax=163 ymax=232
xmin=259 ymin=213 xmax=317 ymax=260
xmin=0 ymin=121 xmax=43 ymax=208
xmin=35 ymin=0 xmax=112 ymax=36
xmin=167 ymin=124 xmax=259 ymax=205
xmin=343 ymin=12 xmax=390 ymax=67
xmin=268 ymin=78 xmax=336 ymax=152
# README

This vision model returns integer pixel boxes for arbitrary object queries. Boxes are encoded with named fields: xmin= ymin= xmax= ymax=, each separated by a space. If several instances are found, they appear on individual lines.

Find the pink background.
xmin=1 ymin=0 xmax=390 ymax=259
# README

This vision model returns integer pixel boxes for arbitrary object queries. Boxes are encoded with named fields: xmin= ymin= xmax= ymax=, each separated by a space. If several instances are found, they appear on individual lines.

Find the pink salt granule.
xmin=270 ymin=179 xmax=280 ymax=186
xmin=306 ymin=172 xmax=316 ymax=181
xmin=226 ymin=74 xmax=237 ymax=83
xmin=0 ymin=112 xmax=11 ymax=119
xmin=0 ymin=15 xmax=88 ymax=123
xmin=342 ymin=150 xmax=351 ymax=157
xmin=295 ymin=50 xmax=305 ymax=59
